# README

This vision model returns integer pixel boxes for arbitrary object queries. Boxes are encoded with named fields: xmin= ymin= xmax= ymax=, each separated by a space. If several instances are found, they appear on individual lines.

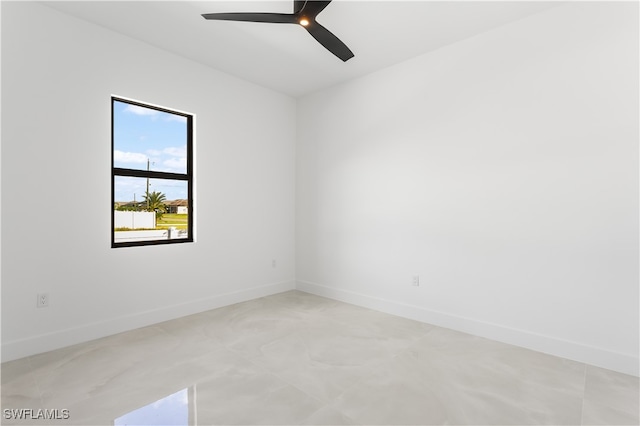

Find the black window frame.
xmin=111 ymin=96 xmax=194 ymax=248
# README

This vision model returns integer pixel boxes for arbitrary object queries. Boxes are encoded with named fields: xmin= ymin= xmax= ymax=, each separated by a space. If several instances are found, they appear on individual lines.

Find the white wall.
xmin=1 ymin=2 xmax=296 ymax=361
xmin=296 ymin=3 xmax=639 ymax=375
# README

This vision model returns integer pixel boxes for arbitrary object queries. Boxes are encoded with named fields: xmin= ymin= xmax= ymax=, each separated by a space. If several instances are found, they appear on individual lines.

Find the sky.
xmin=113 ymin=100 xmax=189 ymax=202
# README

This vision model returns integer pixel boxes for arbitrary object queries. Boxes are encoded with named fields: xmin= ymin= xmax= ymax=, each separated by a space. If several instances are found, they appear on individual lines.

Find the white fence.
xmin=114 ymin=228 xmax=187 ymax=243
xmin=114 ymin=211 xmax=156 ymax=229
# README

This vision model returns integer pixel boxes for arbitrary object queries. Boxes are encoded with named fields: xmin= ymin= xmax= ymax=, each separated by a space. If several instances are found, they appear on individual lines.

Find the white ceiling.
xmin=42 ymin=1 xmax=560 ymax=97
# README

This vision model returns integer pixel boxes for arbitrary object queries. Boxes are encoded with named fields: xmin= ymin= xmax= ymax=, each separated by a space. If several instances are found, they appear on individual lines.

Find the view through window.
xmin=114 ymin=387 xmax=194 ymax=425
xmin=112 ymin=97 xmax=193 ymax=247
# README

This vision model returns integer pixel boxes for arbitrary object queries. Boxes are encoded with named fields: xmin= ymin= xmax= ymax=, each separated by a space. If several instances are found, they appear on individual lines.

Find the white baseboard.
xmin=1 ymin=280 xmax=295 ymax=363
xmin=296 ymin=280 xmax=639 ymax=377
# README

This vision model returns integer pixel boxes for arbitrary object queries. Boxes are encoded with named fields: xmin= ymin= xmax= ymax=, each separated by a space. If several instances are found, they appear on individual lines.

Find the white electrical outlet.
xmin=412 ymin=275 xmax=420 ymax=286
xmin=37 ymin=293 xmax=49 ymax=308
xmin=272 ymin=259 xmax=277 ymax=268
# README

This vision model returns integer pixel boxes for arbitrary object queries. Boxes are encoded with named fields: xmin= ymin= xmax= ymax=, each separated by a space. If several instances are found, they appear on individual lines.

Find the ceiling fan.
xmin=202 ymin=0 xmax=354 ymax=62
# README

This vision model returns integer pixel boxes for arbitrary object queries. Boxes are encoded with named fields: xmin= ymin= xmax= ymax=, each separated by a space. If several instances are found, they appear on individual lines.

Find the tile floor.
xmin=1 ymin=290 xmax=638 ymax=425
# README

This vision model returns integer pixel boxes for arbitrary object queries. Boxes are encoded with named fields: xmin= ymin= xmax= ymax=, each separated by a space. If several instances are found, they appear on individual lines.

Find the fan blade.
xmin=201 ymin=12 xmax=296 ymax=24
xmin=301 ymin=1 xmax=332 ymax=17
xmin=304 ymin=22 xmax=354 ymax=61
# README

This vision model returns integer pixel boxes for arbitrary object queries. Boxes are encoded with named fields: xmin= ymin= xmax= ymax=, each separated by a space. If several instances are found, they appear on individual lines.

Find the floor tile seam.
xmin=276 ymin=299 xmax=344 ymax=313
xmin=25 ymin=355 xmax=45 ymax=407
xmin=219 ymin=326 xmax=302 ymax=360
xmin=242 ymin=351 xmax=336 ymax=406
xmin=220 ymin=339 xmax=303 ymax=388
xmin=612 ymin=402 xmax=640 ymax=420
xmin=236 ymin=327 xmax=407 ymax=409
xmin=579 ymin=363 xmax=588 ymax=425
xmin=408 ymin=325 xmax=440 ymax=344
xmin=581 ymin=399 xmax=640 ymax=423
xmin=285 ymin=312 xmax=436 ymax=344
xmin=37 ymin=365 xmax=143 ymax=408
xmin=328 ymin=337 xmax=578 ymax=423
xmin=90 ymin=325 xmax=181 ymax=351
xmin=325 ymin=350 xmax=410 ymax=414
xmin=262 ymin=310 xmax=438 ymax=408
xmin=406 ymin=326 xmax=592 ymax=378
xmin=235 ymin=330 xmax=313 ymax=387
xmin=283 ymin=320 xmax=417 ymax=373
xmin=138 ymin=339 xmax=228 ymax=371
xmin=260 ymin=368 xmax=361 ymax=426
xmin=34 ymin=347 xmax=219 ymax=408
xmin=35 ymin=354 xmax=228 ymax=416
xmin=580 ymin=370 xmax=640 ymax=419
xmin=305 ymin=405 xmax=362 ymax=426
xmin=366 ymin=331 xmax=436 ymax=369
xmin=231 ymin=333 xmax=364 ymax=421
xmin=26 ymin=340 xmax=109 ymax=382
xmin=180 ymin=343 xmax=278 ymax=382
xmin=397 ymin=325 xmax=440 ymax=357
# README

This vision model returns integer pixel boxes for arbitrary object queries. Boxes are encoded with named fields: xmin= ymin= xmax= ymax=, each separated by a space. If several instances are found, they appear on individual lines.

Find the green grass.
xmin=156 ymin=214 xmax=188 ymax=230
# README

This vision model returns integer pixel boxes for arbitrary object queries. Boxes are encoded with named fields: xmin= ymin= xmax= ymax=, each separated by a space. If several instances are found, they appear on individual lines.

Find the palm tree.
xmin=143 ymin=191 xmax=167 ymax=218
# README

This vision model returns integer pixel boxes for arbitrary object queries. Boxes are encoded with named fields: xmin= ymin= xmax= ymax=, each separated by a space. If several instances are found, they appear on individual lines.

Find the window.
xmin=112 ymin=97 xmax=193 ymax=247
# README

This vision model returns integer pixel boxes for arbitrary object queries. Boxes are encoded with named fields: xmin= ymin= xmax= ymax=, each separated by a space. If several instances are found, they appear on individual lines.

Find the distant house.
xmin=115 ymin=199 xmax=188 ymax=214
xmin=165 ymin=199 xmax=188 ymax=214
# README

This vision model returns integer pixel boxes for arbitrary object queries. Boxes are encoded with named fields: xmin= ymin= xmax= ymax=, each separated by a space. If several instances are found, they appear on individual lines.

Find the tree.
xmin=143 ymin=191 xmax=167 ymax=219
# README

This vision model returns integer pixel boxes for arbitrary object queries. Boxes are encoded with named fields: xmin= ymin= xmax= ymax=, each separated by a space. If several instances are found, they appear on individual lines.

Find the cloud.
xmin=166 ymin=114 xmax=187 ymax=124
xmin=163 ymin=147 xmax=186 ymax=157
xmin=124 ymin=104 xmax=160 ymax=117
xmin=124 ymin=104 xmax=187 ymax=123
xmin=114 ymin=150 xmax=147 ymax=164
xmin=164 ymin=158 xmax=186 ymax=169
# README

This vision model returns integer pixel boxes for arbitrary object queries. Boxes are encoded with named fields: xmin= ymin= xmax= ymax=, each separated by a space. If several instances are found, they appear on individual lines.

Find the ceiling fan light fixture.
xmin=202 ymin=0 xmax=355 ymax=62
